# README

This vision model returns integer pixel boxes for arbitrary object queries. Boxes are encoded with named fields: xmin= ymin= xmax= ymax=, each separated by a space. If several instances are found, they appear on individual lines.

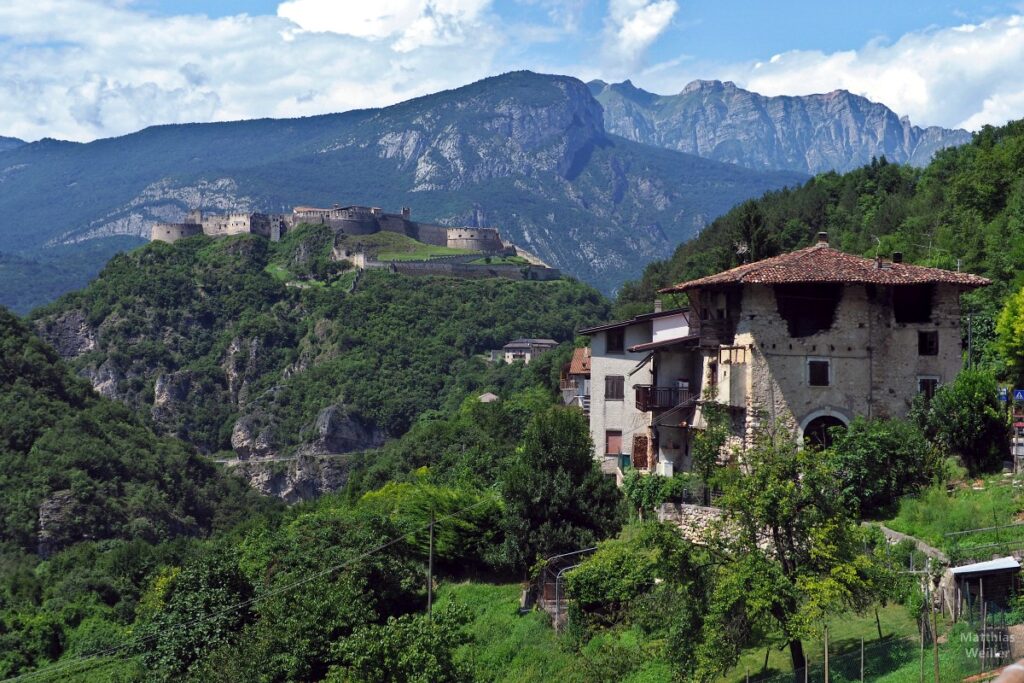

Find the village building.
xmin=502 ymin=338 xmax=558 ymax=364
xmin=581 ymin=305 xmax=691 ymax=476
xmin=559 ymin=347 xmax=591 ymax=415
xmin=582 ymin=233 xmax=988 ymax=477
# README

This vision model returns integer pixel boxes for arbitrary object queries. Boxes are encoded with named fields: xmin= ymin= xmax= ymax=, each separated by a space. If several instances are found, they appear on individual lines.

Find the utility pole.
xmin=824 ymin=625 xmax=830 ymax=683
xmin=931 ymin=566 xmax=940 ymax=683
xmin=860 ymin=638 xmax=864 ymax=682
xmin=427 ymin=509 xmax=434 ymax=620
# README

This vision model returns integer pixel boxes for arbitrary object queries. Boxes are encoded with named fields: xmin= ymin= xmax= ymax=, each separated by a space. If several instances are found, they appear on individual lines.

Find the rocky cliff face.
xmin=590 ymin=79 xmax=971 ymax=174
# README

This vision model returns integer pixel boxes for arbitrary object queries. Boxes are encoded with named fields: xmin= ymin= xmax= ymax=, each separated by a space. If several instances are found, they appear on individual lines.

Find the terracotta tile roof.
xmin=660 ymin=243 xmax=990 ymax=293
xmin=568 ymin=347 xmax=590 ymax=375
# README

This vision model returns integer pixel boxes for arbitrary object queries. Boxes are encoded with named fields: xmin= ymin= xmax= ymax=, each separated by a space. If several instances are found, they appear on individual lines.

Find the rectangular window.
xmin=918 ymin=376 xmax=939 ymax=400
xmin=606 ymin=328 xmax=625 ymax=354
xmin=605 ymin=430 xmax=622 ymax=456
xmin=918 ymin=331 xmax=939 ymax=356
xmin=605 ymin=375 xmax=624 ymax=400
xmin=808 ymin=358 xmax=830 ymax=387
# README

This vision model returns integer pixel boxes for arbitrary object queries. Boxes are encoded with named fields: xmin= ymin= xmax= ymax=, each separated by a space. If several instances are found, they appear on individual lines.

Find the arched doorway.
xmin=802 ymin=414 xmax=847 ymax=449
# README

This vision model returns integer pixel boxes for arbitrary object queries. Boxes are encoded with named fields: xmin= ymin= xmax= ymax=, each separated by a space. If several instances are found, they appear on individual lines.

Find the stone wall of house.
xmin=702 ymin=281 xmax=965 ymax=443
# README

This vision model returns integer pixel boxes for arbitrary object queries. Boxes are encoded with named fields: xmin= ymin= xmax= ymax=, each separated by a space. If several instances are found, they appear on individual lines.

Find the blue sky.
xmin=2 ymin=1 xmax=1023 ymax=141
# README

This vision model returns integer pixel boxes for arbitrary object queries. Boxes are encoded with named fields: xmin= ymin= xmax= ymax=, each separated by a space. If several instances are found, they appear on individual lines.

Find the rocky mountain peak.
xmin=595 ymin=79 xmax=971 ymax=174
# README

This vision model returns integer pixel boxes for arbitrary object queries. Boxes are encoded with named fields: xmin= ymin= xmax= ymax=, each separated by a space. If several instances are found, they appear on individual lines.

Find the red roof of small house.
xmin=568 ymin=347 xmax=591 ymax=375
xmin=659 ymin=242 xmax=990 ymax=294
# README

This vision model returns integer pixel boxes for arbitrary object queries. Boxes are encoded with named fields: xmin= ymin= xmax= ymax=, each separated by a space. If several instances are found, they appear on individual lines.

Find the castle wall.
xmin=151 ymin=222 xmax=203 ymax=243
xmin=446 ymin=227 xmax=505 ymax=252
xmin=410 ymin=222 xmax=449 ymax=247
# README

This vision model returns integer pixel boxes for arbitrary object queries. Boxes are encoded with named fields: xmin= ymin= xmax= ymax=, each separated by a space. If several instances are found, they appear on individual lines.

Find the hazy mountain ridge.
xmin=589 ymin=78 xmax=972 ymax=174
xmin=0 ymin=135 xmax=24 ymax=152
xmin=0 ymin=71 xmax=802 ymax=312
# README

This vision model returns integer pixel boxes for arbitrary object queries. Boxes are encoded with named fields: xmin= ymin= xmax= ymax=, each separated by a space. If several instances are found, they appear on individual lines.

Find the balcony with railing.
xmin=634 ymin=385 xmax=696 ymax=412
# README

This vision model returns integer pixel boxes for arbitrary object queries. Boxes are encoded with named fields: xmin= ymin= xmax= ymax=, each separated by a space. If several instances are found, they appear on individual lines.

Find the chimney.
xmin=892 ymin=252 xmax=903 ymax=264
xmin=816 ymin=231 xmax=829 ymax=246
xmin=653 ymin=299 xmax=663 ymax=313
xmin=402 ymin=207 xmax=411 ymax=219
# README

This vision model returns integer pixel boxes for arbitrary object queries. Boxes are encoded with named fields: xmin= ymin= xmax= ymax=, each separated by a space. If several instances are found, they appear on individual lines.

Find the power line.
xmin=3 ymin=498 xmax=491 ymax=683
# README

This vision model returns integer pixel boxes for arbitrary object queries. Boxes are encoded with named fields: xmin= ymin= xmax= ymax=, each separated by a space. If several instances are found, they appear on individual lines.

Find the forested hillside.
xmin=31 ymin=226 xmax=609 ymax=461
xmin=0 ymin=307 xmax=271 ymax=556
xmin=0 ymin=322 xmax=625 ymax=680
xmin=618 ymin=119 xmax=1024 ymax=365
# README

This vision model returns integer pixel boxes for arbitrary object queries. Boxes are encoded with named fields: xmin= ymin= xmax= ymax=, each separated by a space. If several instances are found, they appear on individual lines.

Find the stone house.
xmin=502 ymin=338 xmax=558 ymax=364
xmin=584 ymin=233 xmax=988 ymax=477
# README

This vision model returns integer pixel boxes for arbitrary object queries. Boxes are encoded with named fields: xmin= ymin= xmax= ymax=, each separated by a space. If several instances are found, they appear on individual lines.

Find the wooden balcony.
xmin=634 ymin=385 xmax=696 ymax=412
xmin=697 ymin=319 xmax=729 ymax=347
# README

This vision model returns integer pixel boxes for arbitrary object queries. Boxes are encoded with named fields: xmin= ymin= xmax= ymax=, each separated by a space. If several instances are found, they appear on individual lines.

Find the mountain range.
xmin=589 ymin=79 xmax=970 ymax=174
xmin=0 ymin=71 xmax=974 ymax=314
xmin=0 ymin=72 xmax=806 ymax=313
xmin=0 ymin=136 xmax=23 ymax=153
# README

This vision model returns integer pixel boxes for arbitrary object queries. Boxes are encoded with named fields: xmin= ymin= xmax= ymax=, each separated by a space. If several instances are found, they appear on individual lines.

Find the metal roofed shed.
xmin=946 ymin=556 xmax=1021 ymax=622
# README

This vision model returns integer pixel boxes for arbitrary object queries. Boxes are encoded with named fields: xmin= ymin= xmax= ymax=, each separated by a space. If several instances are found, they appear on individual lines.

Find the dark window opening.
xmin=606 ymin=328 xmax=624 ymax=354
xmin=808 ymin=359 xmax=830 ymax=386
xmin=918 ymin=377 xmax=939 ymax=400
xmin=918 ymin=331 xmax=939 ymax=356
xmin=774 ymin=284 xmax=842 ymax=337
xmin=605 ymin=375 xmax=624 ymax=400
xmin=803 ymin=415 xmax=846 ymax=449
xmin=893 ymin=284 xmax=934 ymax=323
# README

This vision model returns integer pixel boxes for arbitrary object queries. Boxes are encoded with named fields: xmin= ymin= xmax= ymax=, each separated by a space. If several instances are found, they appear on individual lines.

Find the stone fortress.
xmin=151 ymin=202 xmax=560 ymax=282
xmin=152 ymin=204 xmax=510 ymax=255
xmin=151 ymin=210 xmax=289 ymax=243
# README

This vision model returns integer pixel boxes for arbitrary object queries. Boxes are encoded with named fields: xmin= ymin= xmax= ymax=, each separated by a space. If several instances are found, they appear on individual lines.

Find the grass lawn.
xmin=264 ymin=262 xmax=292 ymax=281
xmin=720 ymin=603 xmax=921 ymax=682
xmin=438 ymin=581 xmax=578 ymax=683
xmin=468 ymin=256 xmax=530 ymax=265
xmin=334 ymin=231 xmax=477 ymax=261
xmin=440 ymin=582 xmax=992 ymax=683
xmin=885 ymin=474 xmax=1024 ymax=560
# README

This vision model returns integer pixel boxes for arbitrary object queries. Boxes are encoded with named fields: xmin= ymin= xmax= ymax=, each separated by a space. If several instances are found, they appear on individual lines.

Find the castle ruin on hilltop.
xmin=151 ymin=204 xmax=509 ymax=254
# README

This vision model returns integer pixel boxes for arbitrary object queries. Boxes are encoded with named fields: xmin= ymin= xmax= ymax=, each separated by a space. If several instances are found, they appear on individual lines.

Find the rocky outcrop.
xmin=230 ymin=414 xmax=277 ymax=459
xmin=37 ymin=489 xmax=79 ymax=558
xmin=34 ymin=309 xmax=97 ymax=358
xmin=229 ymin=455 xmax=354 ymax=503
xmin=590 ymin=79 xmax=971 ymax=174
xmin=151 ymin=371 xmax=193 ymax=425
xmin=302 ymin=404 xmax=385 ymax=455
xmin=222 ymin=336 xmax=262 ymax=406
xmin=85 ymin=358 xmax=123 ymax=399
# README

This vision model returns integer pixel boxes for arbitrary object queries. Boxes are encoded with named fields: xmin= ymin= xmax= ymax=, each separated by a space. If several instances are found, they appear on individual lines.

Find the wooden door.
xmin=632 ymin=434 xmax=649 ymax=470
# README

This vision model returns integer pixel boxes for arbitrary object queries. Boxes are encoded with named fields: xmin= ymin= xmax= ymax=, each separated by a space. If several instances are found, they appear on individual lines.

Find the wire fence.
xmin=748 ymin=636 xmax=919 ymax=683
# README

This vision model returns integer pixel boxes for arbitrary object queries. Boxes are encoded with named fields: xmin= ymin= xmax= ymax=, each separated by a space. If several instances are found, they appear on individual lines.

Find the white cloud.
xmin=276 ymin=0 xmax=492 ymax=52
xmin=638 ymin=14 xmax=1024 ymax=130
xmin=0 ymin=0 xmax=506 ymax=141
xmin=602 ymin=0 xmax=678 ymax=75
